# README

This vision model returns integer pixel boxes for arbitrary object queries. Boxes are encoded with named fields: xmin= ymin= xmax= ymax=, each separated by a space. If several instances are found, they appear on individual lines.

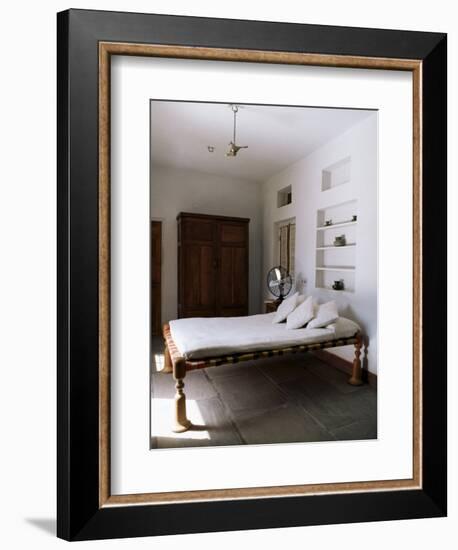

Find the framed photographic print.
xmin=57 ymin=9 xmax=447 ymax=541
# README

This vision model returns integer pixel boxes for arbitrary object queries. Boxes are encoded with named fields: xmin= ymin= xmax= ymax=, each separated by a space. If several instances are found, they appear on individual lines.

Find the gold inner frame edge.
xmin=98 ymin=42 xmax=422 ymax=507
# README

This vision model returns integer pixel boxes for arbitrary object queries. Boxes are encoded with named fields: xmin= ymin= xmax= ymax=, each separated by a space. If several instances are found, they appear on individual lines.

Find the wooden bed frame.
xmin=161 ymin=323 xmax=363 ymax=433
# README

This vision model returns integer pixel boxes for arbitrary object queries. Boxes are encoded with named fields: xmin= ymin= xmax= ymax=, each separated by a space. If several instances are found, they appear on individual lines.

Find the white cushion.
xmin=307 ymin=300 xmax=339 ymax=329
xmin=286 ymin=295 xmax=314 ymax=329
xmin=296 ymin=294 xmax=307 ymax=306
xmin=272 ymin=292 xmax=299 ymax=323
xmin=308 ymin=300 xmax=339 ymax=328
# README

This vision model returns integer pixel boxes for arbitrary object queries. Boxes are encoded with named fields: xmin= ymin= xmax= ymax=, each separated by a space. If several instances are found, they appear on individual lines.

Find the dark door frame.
xmin=151 ymin=220 xmax=162 ymax=336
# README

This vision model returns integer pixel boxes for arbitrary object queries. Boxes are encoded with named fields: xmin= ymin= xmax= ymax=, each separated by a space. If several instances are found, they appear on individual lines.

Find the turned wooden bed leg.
xmin=161 ymin=344 xmax=173 ymax=373
xmin=348 ymin=333 xmax=364 ymax=386
xmin=172 ymin=358 xmax=192 ymax=433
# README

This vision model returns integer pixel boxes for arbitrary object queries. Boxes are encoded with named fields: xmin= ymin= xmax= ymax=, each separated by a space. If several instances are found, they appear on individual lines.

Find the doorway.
xmin=275 ymin=218 xmax=296 ymax=278
xmin=151 ymin=221 xmax=162 ymax=336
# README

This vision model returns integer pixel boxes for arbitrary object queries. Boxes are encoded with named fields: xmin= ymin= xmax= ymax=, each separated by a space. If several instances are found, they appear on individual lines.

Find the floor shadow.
xmin=151 ymin=353 xmax=377 ymax=449
xmin=25 ymin=518 xmax=56 ymax=536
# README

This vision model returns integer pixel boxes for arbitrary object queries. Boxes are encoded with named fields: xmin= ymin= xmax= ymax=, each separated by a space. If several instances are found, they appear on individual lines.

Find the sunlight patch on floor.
xmin=153 ymin=353 xmax=165 ymax=373
xmin=151 ymin=398 xmax=211 ymax=440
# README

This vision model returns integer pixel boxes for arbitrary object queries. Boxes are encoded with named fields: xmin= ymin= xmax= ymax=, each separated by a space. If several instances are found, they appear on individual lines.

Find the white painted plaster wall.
xmin=150 ymin=165 xmax=263 ymax=324
xmin=262 ymin=115 xmax=378 ymax=372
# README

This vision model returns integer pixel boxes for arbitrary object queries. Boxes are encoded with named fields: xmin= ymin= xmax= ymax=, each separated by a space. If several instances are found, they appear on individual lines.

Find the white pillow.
xmin=307 ymin=300 xmax=339 ymax=329
xmin=272 ymin=292 xmax=299 ymax=323
xmin=286 ymin=295 xmax=314 ymax=329
xmin=296 ymin=294 xmax=307 ymax=306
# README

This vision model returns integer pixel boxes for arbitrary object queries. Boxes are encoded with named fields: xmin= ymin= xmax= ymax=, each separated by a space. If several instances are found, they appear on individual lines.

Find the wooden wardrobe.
xmin=177 ymin=212 xmax=249 ymax=319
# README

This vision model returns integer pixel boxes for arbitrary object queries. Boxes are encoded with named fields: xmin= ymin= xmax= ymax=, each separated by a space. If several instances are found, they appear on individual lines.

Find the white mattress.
xmin=169 ymin=312 xmax=360 ymax=360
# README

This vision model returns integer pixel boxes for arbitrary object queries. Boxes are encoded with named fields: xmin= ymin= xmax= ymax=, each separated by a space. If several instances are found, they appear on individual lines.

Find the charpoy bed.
xmin=161 ymin=312 xmax=363 ymax=432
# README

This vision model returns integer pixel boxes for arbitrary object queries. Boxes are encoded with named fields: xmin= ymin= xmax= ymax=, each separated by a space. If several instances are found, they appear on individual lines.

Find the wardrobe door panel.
xmin=233 ymin=246 xmax=248 ymax=307
xmin=219 ymin=242 xmax=248 ymax=316
xmin=182 ymin=218 xmax=215 ymax=243
xmin=178 ymin=214 xmax=249 ymax=319
xmin=220 ymin=222 xmax=246 ymax=244
xmin=182 ymin=244 xmax=216 ymax=317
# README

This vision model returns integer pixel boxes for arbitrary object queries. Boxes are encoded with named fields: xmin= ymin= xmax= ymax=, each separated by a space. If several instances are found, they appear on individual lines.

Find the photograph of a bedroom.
xmin=150 ymin=100 xmax=377 ymax=449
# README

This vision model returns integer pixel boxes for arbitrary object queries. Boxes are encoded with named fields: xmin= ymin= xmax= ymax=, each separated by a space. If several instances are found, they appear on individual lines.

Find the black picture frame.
xmin=57 ymin=9 xmax=447 ymax=541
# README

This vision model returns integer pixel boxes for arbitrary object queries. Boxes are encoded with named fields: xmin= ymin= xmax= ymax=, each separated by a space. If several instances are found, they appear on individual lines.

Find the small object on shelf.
xmin=333 ymin=234 xmax=346 ymax=246
xmin=324 ymin=219 xmax=332 ymax=226
xmin=352 ymin=214 xmax=357 ymax=221
xmin=332 ymin=279 xmax=345 ymax=291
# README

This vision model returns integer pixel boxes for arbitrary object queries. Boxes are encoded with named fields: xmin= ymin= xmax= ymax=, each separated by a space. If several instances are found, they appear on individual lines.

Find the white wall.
xmin=150 ymin=165 xmax=263 ymax=323
xmin=262 ymin=115 xmax=378 ymax=373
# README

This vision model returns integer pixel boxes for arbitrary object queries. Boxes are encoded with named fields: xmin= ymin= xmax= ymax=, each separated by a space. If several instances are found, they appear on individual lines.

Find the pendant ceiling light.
xmin=226 ymin=104 xmax=248 ymax=157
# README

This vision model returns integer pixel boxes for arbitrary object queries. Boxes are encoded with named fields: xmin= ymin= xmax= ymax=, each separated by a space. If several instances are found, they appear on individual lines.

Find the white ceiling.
xmin=150 ymin=101 xmax=374 ymax=183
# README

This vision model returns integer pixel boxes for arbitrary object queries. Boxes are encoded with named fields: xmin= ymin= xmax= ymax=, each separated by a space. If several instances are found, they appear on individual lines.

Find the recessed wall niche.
xmin=321 ymin=156 xmax=351 ymax=191
xmin=277 ymin=185 xmax=292 ymax=207
xmin=315 ymin=199 xmax=358 ymax=293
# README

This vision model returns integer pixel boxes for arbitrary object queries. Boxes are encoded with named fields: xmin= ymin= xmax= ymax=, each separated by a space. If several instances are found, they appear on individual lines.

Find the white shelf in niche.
xmin=315 ymin=198 xmax=357 ymax=293
xmin=315 ymin=269 xmax=355 ymax=293
xmin=319 ymin=287 xmax=353 ymax=294
xmin=316 ymin=266 xmax=355 ymax=272
xmin=316 ymin=244 xmax=356 ymax=250
xmin=317 ymin=220 xmax=357 ymax=231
